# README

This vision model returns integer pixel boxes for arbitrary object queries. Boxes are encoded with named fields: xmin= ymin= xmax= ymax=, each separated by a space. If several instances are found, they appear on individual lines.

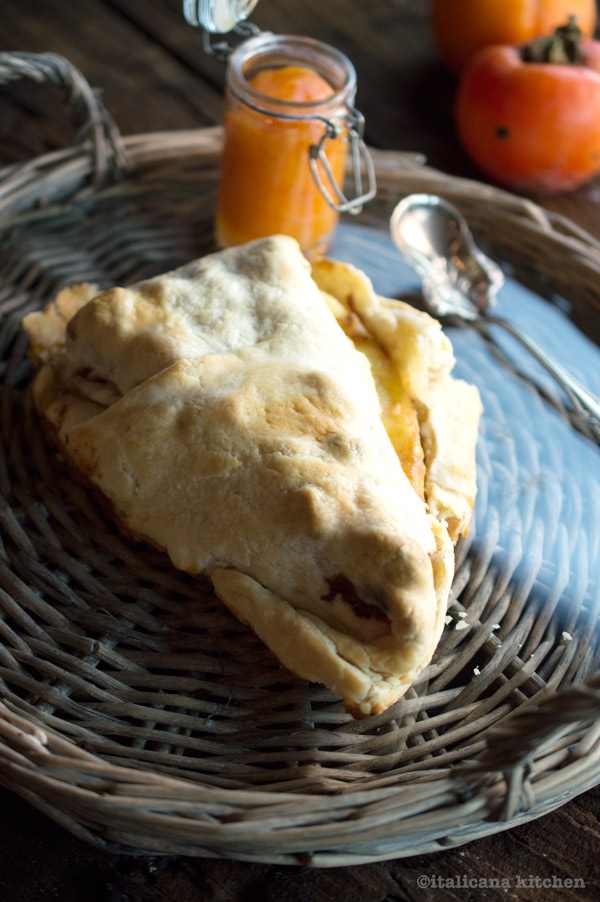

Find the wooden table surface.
xmin=1 ymin=2 xmax=600 ymax=899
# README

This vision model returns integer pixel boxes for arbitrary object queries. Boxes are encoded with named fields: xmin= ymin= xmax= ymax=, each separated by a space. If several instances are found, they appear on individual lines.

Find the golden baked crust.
xmin=24 ymin=283 xmax=99 ymax=364
xmin=311 ymin=258 xmax=482 ymax=541
xmin=23 ymin=235 xmax=479 ymax=716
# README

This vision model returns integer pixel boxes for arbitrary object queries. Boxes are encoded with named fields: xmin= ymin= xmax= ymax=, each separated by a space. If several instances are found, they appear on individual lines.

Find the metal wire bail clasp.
xmin=309 ymin=105 xmax=376 ymax=214
xmin=201 ymin=21 xmax=260 ymax=61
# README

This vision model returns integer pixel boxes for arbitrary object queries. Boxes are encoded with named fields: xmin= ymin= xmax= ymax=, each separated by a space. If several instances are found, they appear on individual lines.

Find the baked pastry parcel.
xmin=23 ymin=235 xmax=481 ymax=717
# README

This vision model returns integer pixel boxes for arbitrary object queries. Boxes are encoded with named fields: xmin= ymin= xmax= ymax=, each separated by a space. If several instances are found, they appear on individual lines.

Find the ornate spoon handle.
xmin=486 ymin=313 xmax=600 ymax=442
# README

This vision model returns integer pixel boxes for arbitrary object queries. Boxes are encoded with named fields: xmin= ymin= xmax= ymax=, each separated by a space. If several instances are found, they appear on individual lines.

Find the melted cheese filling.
xmin=321 ymin=290 xmax=426 ymax=500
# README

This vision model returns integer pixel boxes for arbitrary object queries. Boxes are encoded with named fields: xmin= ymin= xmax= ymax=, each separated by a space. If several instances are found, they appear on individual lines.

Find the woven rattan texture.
xmin=0 ymin=54 xmax=600 ymax=860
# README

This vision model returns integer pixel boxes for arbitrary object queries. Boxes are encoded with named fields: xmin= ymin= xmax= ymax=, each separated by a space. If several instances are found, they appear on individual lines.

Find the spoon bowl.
xmin=390 ymin=193 xmax=504 ymax=320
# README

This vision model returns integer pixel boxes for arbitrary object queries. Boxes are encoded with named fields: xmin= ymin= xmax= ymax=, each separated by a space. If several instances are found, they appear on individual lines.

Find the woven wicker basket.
xmin=1 ymin=52 xmax=599 ymax=865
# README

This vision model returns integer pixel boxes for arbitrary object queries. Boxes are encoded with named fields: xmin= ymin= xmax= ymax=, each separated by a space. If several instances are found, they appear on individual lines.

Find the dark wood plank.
xmin=0 ymin=0 xmax=223 ymax=155
xmin=1 ymin=784 xmax=600 ymax=901
xmin=1 ymin=1 xmax=600 ymax=898
xmin=2 ymin=0 xmax=600 ymax=233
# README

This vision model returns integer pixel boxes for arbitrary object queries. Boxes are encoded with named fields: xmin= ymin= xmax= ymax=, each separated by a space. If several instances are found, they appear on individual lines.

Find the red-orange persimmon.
xmin=455 ymin=20 xmax=600 ymax=193
xmin=432 ymin=0 xmax=597 ymax=75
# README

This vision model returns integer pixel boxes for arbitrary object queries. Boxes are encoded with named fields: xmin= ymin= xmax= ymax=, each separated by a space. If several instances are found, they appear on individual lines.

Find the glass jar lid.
xmin=183 ymin=0 xmax=260 ymax=33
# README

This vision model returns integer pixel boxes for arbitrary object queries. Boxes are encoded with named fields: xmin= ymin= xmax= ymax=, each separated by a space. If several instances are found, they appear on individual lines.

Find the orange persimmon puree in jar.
xmin=216 ymin=34 xmax=359 ymax=258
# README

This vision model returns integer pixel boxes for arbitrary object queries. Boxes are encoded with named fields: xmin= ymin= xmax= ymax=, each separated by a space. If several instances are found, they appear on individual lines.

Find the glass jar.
xmin=215 ymin=32 xmax=372 ymax=258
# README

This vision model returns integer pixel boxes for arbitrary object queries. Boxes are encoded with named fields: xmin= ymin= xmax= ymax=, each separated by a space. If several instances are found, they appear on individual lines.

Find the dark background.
xmin=1 ymin=2 xmax=600 ymax=899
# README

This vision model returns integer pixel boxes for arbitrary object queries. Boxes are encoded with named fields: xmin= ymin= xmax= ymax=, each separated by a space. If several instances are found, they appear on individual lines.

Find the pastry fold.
xmin=23 ymin=235 xmax=480 ymax=716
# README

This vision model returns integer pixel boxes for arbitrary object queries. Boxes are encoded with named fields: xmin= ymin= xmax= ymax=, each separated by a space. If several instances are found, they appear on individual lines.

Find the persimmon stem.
xmin=521 ymin=15 xmax=585 ymax=65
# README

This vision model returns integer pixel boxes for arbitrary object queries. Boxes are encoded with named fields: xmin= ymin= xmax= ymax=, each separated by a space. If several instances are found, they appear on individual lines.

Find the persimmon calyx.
xmin=521 ymin=15 xmax=585 ymax=65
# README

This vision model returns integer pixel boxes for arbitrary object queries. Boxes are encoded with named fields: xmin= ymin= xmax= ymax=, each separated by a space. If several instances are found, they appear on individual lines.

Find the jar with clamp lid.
xmin=184 ymin=0 xmax=376 ymax=257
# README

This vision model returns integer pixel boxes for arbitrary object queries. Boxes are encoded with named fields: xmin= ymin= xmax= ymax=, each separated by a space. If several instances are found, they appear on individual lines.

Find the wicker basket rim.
xmin=0 ymin=51 xmax=599 ymax=865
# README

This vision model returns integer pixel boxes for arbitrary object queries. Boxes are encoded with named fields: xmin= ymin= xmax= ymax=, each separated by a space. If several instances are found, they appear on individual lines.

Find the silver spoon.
xmin=390 ymin=193 xmax=600 ymax=443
